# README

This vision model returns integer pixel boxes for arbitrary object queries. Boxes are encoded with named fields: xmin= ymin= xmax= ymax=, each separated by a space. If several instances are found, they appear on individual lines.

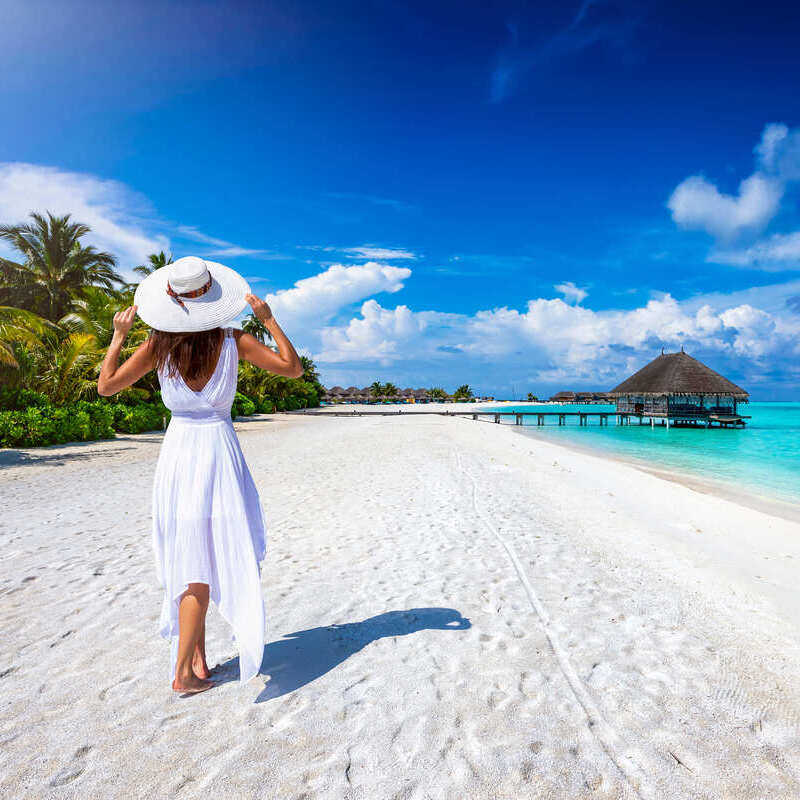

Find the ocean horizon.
xmin=488 ymin=401 xmax=800 ymax=508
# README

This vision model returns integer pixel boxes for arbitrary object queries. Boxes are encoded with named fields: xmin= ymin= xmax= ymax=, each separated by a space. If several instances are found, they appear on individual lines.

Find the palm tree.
xmin=0 ymin=212 xmax=123 ymax=321
xmin=34 ymin=331 xmax=100 ymax=405
xmin=133 ymin=251 xmax=172 ymax=279
xmin=60 ymin=286 xmax=146 ymax=350
xmin=383 ymin=382 xmax=398 ymax=399
xmin=429 ymin=387 xmax=447 ymax=400
xmin=300 ymin=355 xmax=321 ymax=386
xmin=453 ymin=384 xmax=473 ymax=401
xmin=242 ymin=313 xmax=272 ymax=343
xmin=0 ymin=306 xmax=50 ymax=368
xmin=369 ymin=380 xmax=385 ymax=400
xmin=527 ymin=392 xmax=538 ymax=402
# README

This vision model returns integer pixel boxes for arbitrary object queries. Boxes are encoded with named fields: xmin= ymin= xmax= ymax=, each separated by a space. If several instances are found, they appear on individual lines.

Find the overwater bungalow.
xmin=326 ymin=386 xmax=345 ymax=404
xmin=608 ymin=350 xmax=749 ymax=427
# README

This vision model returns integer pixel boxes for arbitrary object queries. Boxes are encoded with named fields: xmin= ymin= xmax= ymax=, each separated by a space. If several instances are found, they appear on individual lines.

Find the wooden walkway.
xmin=290 ymin=409 xmax=749 ymax=428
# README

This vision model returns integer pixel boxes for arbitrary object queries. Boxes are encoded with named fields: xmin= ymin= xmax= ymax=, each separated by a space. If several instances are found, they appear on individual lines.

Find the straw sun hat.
xmin=134 ymin=256 xmax=251 ymax=332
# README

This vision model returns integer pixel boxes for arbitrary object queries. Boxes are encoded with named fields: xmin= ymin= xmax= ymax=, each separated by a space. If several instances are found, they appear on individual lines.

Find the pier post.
xmin=666 ymin=417 xmax=670 ymax=429
xmin=472 ymin=413 xmax=477 ymax=421
xmin=559 ymin=414 xmax=565 ymax=426
xmin=651 ymin=417 xmax=654 ymax=428
xmin=494 ymin=414 xmax=500 ymax=424
xmin=537 ymin=414 xmax=544 ymax=426
xmin=515 ymin=414 xmax=522 ymax=426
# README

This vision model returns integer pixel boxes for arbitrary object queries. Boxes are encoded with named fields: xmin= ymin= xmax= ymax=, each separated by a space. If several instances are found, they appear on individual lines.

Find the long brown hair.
xmin=149 ymin=328 xmax=224 ymax=383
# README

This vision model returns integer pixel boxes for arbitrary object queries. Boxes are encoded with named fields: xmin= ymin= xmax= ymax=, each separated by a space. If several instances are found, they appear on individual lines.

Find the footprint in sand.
xmin=98 ymin=675 xmax=133 ymax=701
xmin=48 ymin=745 xmax=92 ymax=787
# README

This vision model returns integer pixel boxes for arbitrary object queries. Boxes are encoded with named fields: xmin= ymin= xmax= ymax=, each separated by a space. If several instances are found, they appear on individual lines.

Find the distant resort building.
xmin=321 ymin=386 xmax=435 ymax=404
xmin=319 ymin=386 xmax=490 ymax=404
xmin=608 ymin=350 xmax=749 ymax=427
xmin=548 ymin=390 xmax=610 ymax=403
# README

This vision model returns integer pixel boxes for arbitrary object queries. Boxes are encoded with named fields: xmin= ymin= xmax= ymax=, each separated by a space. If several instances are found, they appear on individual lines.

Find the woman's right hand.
xmin=246 ymin=294 xmax=274 ymax=325
xmin=112 ymin=305 xmax=137 ymax=339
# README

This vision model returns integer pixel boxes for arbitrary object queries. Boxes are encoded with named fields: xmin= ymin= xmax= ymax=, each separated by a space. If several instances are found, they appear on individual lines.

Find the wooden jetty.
xmin=288 ymin=409 xmax=750 ymax=427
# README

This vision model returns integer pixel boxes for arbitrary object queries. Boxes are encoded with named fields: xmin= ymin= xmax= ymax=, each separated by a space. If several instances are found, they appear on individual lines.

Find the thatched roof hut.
xmin=609 ymin=351 xmax=748 ymax=425
xmin=609 ymin=351 xmax=748 ymax=399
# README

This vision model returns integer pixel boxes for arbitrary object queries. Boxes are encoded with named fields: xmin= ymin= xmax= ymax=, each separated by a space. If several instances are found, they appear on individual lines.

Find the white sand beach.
xmin=3 ymin=412 xmax=800 ymax=799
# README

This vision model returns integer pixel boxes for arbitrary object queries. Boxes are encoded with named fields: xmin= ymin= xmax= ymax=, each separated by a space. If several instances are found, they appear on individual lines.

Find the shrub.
xmin=0 ymin=387 xmax=50 ymax=411
xmin=231 ymin=392 xmax=256 ymax=418
xmin=255 ymin=397 xmax=275 ymax=414
xmin=111 ymin=403 xmax=166 ymax=434
xmin=0 ymin=400 xmax=115 ymax=447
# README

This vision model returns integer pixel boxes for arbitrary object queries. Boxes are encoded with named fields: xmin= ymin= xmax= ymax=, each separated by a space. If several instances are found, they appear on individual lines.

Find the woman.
xmin=97 ymin=256 xmax=302 ymax=695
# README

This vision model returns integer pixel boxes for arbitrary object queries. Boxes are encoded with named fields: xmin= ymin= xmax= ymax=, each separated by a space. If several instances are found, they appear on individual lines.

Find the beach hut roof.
xmin=609 ymin=351 xmax=748 ymax=399
xmin=328 ymin=386 xmax=345 ymax=395
xmin=345 ymin=386 xmax=360 ymax=393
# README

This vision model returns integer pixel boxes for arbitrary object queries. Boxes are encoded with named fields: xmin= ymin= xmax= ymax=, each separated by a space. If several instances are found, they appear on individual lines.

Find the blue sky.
xmin=2 ymin=0 xmax=800 ymax=398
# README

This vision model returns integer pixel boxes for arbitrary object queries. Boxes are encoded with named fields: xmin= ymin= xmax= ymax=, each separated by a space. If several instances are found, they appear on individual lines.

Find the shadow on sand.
xmin=213 ymin=607 xmax=471 ymax=702
xmin=0 ymin=443 xmax=146 ymax=469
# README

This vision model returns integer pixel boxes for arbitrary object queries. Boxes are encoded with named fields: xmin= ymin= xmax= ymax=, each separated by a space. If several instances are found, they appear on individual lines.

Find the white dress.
xmin=151 ymin=327 xmax=266 ymax=684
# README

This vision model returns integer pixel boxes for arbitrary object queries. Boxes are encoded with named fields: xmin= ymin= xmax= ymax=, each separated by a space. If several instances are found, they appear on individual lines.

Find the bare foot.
xmin=172 ymin=673 xmax=215 ymax=695
xmin=193 ymin=649 xmax=212 ymax=680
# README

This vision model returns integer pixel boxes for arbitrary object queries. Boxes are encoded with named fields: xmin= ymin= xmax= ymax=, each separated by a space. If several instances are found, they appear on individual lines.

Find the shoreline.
xmin=511 ymin=424 xmax=800 ymax=525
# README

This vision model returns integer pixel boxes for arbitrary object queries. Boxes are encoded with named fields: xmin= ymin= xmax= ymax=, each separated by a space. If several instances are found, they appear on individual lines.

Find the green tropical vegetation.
xmin=452 ymin=384 xmax=474 ymax=401
xmin=242 ymin=312 xmax=272 ymax=343
xmin=0 ymin=212 xmax=321 ymax=448
xmin=344 ymin=383 xmax=475 ymax=403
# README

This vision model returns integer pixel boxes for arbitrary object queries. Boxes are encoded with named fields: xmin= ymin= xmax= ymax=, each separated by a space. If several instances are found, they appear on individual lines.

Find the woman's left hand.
xmin=112 ymin=305 xmax=137 ymax=338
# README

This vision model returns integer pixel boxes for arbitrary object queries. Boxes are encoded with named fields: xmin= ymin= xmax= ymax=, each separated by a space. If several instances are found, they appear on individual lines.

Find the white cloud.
xmin=265 ymin=261 xmax=412 ymax=332
xmin=718 ymin=305 xmax=776 ymax=356
xmin=755 ymin=122 xmax=800 ymax=180
xmin=554 ymin=281 xmax=588 ymax=304
xmin=305 ymin=244 xmax=417 ymax=261
xmin=667 ymin=173 xmax=782 ymax=241
xmin=670 ymin=123 xmax=800 ymax=272
xmin=0 ymin=162 xmax=169 ymax=267
xmin=708 ymin=231 xmax=800 ymax=270
xmin=308 ymin=282 xmax=800 ymax=391
xmin=341 ymin=246 xmax=417 ymax=260
xmin=316 ymin=301 xmax=454 ymax=364
xmin=0 ymin=163 xmax=286 ymax=275
xmin=176 ymin=226 xmax=283 ymax=260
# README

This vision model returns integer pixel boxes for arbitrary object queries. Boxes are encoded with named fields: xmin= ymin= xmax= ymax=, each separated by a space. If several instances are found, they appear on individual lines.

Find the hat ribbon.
xmin=166 ymin=275 xmax=213 ymax=310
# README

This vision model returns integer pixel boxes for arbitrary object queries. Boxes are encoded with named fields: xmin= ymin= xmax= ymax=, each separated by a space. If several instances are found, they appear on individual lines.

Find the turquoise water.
xmin=486 ymin=402 xmax=800 ymax=506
